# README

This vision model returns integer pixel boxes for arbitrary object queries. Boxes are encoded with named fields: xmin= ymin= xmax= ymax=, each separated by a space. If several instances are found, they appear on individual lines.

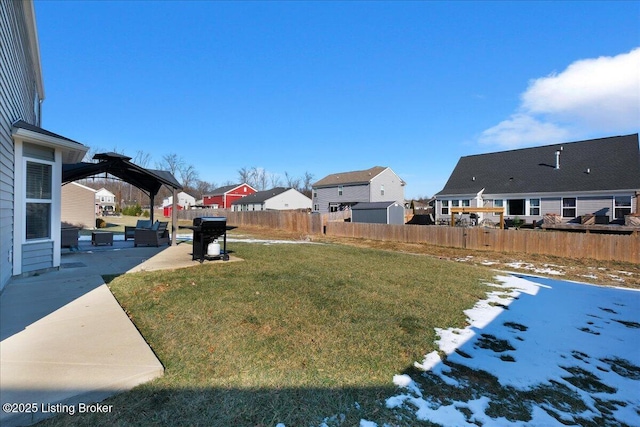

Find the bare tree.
xmin=270 ymin=173 xmax=283 ymax=188
xmin=180 ymin=164 xmax=200 ymax=191
xmin=157 ymin=153 xmax=185 ymax=177
xmin=237 ymin=167 xmax=251 ymax=185
xmin=194 ymin=179 xmax=217 ymax=198
xmin=133 ymin=150 xmax=152 ymax=168
xmin=301 ymin=171 xmax=314 ymax=197
xmin=284 ymin=171 xmax=301 ymax=190
xmin=250 ymin=166 xmax=269 ymax=191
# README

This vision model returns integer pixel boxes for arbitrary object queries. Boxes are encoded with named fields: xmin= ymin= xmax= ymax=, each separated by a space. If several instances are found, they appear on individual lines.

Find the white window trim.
xmin=13 ymin=140 xmax=63 ymax=275
xmin=25 ymin=158 xmax=54 ymax=242
xmin=561 ymin=197 xmax=577 ymax=218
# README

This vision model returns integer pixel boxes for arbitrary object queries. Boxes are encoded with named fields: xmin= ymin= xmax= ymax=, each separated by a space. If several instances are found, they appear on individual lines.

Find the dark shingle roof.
xmin=436 ymin=134 xmax=640 ymax=196
xmin=231 ymin=187 xmax=289 ymax=205
xmin=206 ymin=184 xmax=244 ymax=196
xmin=313 ymin=166 xmax=388 ymax=187
xmin=13 ymin=120 xmax=82 ymax=145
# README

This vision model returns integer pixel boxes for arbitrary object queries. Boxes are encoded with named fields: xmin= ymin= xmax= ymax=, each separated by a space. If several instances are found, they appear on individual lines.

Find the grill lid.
xmin=193 ymin=217 xmax=227 ymax=226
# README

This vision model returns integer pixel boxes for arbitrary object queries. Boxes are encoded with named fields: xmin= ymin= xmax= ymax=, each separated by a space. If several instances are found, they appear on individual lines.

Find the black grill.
xmin=187 ymin=217 xmax=234 ymax=262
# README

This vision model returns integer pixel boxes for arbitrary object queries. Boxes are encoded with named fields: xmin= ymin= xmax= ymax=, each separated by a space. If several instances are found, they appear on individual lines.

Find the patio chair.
xmin=125 ymin=219 xmax=153 ymax=240
xmin=134 ymin=221 xmax=170 ymax=247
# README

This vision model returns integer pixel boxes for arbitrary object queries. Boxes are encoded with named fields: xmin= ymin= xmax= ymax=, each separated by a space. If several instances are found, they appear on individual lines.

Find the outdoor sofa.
xmin=125 ymin=219 xmax=152 ymax=241
xmin=134 ymin=221 xmax=170 ymax=247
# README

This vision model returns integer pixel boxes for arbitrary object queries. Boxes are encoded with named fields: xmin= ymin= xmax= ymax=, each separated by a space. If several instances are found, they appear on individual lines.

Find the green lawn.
xmin=40 ymin=241 xmax=495 ymax=426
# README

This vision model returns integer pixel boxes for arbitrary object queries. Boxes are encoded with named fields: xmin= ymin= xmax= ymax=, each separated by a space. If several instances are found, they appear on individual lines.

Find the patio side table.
xmin=91 ymin=231 xmax=113 ymax=246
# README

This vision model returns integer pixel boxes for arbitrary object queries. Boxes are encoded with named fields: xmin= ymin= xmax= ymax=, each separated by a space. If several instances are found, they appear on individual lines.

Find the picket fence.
xmin=176 ymin=209 xmax=640 ymax=263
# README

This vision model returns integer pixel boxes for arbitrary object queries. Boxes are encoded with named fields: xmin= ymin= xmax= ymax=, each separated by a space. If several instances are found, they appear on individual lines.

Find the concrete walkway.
xmin=0 ymin=240 xmax=239 ymax=426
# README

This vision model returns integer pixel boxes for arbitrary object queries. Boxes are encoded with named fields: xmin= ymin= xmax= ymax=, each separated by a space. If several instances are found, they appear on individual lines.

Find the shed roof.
xmin=313 ymin=166 xmax=388 ymax=187
xmin=352 ymin=201 xmax=402 ymax=210
xmin=436 ymin=134 xmax=640 ymax=196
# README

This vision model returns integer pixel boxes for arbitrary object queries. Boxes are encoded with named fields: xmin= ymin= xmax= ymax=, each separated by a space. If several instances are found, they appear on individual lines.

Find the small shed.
xmin=352 ymin=202 xmax=405 ymax=225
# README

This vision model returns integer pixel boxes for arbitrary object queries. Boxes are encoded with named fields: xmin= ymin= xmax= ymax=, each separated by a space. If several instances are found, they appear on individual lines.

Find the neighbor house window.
xmin=338 ymin=185 xmax=343 ymax=196
xmin=462 ymin=199 xmax=470 ymax=207
xmin=441 ymin=200 xmax=449 ymax=215
xmin=493 ymin=199 xmax=503 ymax=216
xmin=562 ymin=197 xmax=577 ymax=218
xmin=380 ymin=185 xmax=385 ymax=196
xmin=26 ymin=161 xmax=52 ymax=240
xmin=614 ymin=196 xmax=632 ymax=219
xmin=529 ymin=199 xmax=540 ymax=216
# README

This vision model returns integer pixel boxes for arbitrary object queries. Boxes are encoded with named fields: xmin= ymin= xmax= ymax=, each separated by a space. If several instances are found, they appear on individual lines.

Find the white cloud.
xmin=480 ymin=47 xmax=640 ymax=148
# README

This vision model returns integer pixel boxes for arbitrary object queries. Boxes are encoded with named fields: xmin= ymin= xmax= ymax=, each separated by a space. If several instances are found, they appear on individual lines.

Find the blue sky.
xmin=35 ymin=1 xmax=639 ymax=198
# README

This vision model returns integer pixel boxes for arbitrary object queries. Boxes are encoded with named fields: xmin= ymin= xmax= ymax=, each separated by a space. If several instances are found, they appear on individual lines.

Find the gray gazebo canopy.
xmin=62 ymin=152 xmax=183 ymax=243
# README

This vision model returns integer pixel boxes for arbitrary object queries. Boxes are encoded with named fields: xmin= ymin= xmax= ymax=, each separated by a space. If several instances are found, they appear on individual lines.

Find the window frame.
xmin=562 ymin=197 xmax=577 ymax=218
xmin=441 ymin=200 xmax=449 ymax=215
xmin=25 ymin=158 xmax=54 ymax=241
xmin=493 ymin=199 xmax=504 ymax=216
xmin=529 ymin=198 xmax=540 ymax=216
xmin=614 ymin=195 xmax=632 ymax=219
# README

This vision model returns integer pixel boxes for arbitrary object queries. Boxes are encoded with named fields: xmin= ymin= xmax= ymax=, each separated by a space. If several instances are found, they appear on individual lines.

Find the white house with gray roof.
xmin=312 ymin=166 xmax=406 ymax=214
xmin=231 ymin=187 xmax=311 ymax=211
xmin=435 ymin=134 xmax=640 ymax=225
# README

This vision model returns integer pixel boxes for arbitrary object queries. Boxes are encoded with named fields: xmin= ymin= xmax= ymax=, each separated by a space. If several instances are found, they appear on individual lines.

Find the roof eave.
xmin=12 ymin=126 xmax=88 ymax=163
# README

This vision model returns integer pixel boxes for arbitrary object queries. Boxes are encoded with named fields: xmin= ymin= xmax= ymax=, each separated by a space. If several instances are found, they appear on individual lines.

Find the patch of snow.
xmin=384 ymin=274 xmax=640 ymax=426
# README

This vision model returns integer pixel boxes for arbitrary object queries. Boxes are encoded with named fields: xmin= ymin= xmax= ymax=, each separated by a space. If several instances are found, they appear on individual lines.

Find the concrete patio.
xmin=0 ymin=239 xmax=239 ymax=426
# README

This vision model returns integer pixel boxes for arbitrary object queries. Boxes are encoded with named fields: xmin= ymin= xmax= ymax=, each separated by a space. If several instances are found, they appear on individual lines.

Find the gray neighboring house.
xmin=312 ymin=166 xmax=406 ymax=214
xmin=352 ymin=201 xmax=405 ymax=225
xmin=435 ymin=134 xmax=640 ymax=225
xmin=231 ymin=187 xmax=312 ymax=211
xmin=1 ymin=1 xmax=88 ymax=291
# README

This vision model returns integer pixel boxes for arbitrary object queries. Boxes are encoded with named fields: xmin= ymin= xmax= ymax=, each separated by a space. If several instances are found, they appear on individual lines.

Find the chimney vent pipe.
xmin=555 ymin=150 xmax=561 ymax=169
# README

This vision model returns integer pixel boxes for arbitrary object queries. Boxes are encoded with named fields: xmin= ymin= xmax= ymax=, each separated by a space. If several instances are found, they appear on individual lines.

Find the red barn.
xmin=202 ymin=183 xmax=256 ymax=209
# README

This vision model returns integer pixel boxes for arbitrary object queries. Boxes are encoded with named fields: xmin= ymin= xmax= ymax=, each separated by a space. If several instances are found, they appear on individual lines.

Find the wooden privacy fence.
xmin=326 ymin=222 xmax=640 ymax=264
xmin=178 ymin=209 xmax=323 ymax=235
xmin=175 ymin=209 xmax=640 ymax=263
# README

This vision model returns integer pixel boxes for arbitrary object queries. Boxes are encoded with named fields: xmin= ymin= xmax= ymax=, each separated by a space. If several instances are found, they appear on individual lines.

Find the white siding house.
xmin=95 ymin=187 xmax=116 ymax=214
xmin=162 ymin=191 xmax=196 ymax=209
xmin=1 ymin=1 xmax=88 ymax=290
xmin=312 ymin=166 xmax=406 ymax=214
xmin=231 ymin=187 xmax=312 ymax=211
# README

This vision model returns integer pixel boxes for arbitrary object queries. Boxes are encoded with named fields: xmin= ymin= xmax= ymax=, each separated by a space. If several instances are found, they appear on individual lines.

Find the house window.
xmin=507 ymin=199 xmax=525 ymax=216
xmin=338 ymin=185 xmax=343 ymax=196
xmin=441 ymin=200 xmax=449 ymax=215
xmin=529 ymin=199 xmax=540 ymax=216
xmin=26 ymin=161 xmax=52 ymax=240
xmin=313 ymin=191 xmax=317 ymax=199
xmin=562 ymin=197 xmax=577 ymax=218
xmin=614 ymin=196 xmax=632 ymax=219
xmin=380 ymin=185 xmax=385 ymax=196
xmin=461 ymin=199 xmax=470 ymax=207
xmin=493 ymin=199 xmax=503 ymax=216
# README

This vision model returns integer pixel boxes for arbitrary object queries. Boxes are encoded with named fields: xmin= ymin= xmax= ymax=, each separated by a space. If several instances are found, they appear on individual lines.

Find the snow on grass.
xmin=387 ymin=275 xmax=640 ymax=426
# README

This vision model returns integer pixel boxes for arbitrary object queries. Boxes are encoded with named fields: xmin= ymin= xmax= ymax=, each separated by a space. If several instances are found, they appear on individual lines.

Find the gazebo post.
xmin=171 ymin=187 xmax=178 ymax=246
xmin=149 ymin=193 xmax=155 ymax=223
